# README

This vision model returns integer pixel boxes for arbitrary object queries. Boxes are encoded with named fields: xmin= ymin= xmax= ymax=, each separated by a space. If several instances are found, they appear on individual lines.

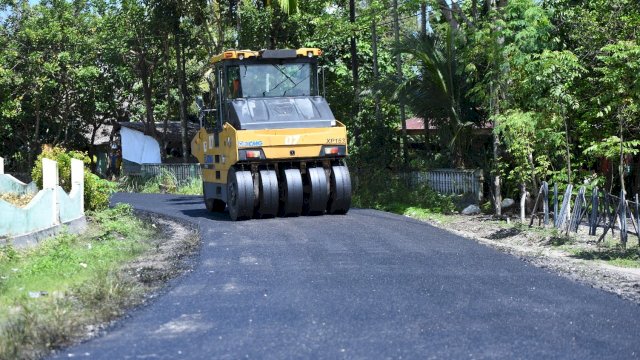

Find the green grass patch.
xmin=352 ymin=168 xmax=456 ymax=216
xmin=119 ymin=172 xmax=202 ymax=196
xmin=570 ymin=247 xmax=640 ymax=268
xmin=402 ymin=207 xmax=453 ymax=223
xmin=0 ymin=204 xmax=156 ymax=359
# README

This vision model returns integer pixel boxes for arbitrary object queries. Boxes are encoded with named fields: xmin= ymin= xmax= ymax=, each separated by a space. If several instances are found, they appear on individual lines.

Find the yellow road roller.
xmin=191 ymin=48 xmax=351 ymax=220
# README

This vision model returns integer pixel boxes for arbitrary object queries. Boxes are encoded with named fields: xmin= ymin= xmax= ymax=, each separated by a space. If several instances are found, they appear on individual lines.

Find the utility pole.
xmin=393 ymin=0 xmax=408 ymax=164
xmin=350 ymin=0 xmax=361 ymax=146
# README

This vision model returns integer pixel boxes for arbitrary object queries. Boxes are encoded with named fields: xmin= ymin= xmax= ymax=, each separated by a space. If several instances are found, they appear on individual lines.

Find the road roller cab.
xmin=191 ymin=48 xmax=352 ymax=220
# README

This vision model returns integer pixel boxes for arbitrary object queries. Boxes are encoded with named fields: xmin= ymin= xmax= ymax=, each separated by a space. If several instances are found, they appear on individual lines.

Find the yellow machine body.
xmin=191 ymin=48 xmax=351 ymax=220
xmin=191 ymin=122 xmax=347 ymax=184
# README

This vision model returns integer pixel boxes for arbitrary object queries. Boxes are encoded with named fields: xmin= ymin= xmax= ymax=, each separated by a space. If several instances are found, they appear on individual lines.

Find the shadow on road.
xmin=181 ymin=208 xmax=232 ymax=222
xmin=165 ymin=197 xmax=202 ymax=205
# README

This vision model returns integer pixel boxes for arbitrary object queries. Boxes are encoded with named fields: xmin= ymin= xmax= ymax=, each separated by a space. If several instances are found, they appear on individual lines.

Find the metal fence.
xmin=402 ymin=169 xmax=484 ymax=202
xmin=139 ymin=163 xmax=201 ymax=184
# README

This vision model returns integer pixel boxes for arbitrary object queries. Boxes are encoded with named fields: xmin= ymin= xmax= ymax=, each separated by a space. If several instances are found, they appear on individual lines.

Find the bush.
xmin=31 ymin=145 xmax=115 ymax=211
xmin=352 ymin=168 xmax=455 ymax=215
xmin=85 ymin=172 xmax=117 ymax=211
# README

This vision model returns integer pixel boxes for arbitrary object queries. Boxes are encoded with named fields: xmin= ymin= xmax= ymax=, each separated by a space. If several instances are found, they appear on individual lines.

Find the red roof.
xmin=403 ymin=117 xmax=493 ymax=131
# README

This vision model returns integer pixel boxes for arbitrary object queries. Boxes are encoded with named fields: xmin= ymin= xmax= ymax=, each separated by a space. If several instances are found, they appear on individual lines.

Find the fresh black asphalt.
xmin=52 ymin=193 xmax=640 ymax=359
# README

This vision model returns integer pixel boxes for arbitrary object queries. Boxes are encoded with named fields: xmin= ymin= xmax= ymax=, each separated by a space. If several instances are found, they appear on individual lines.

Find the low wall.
xmin=0 ymin=156 xmax=85 ymax=248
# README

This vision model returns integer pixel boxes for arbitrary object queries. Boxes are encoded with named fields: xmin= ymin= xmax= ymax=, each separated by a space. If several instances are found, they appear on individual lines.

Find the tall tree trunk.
xmin=139 ymin=54 xmax=157 ymax=141
xmin=438 ymin=0 xmax=459 ymax=31
xmin=175 ymin=33 xmax=189 ymax=160
xmin=235 ymin=0 xmax=241 ymax=47
xmin=393 ymin=0 xmax=408 ymax=165
xmin=564 ymin=115 xmax=572 ymax=184
xmin=490 ymin=0 xmax=504 ymax=216
xmin=492 ymin=125 xmax=502 ymax=216
xmin=162 ymin=35 xmax=171 ymax=161
xmin=471 ymin=0 xmax=478 ymax=21
xmin=30 ymin=95 xmax=41 ymax=169
xmin=371 ymin=15 xmax=382 ymax=126
xmin=349 ymin=0 xmax=361 ymax=147
xmin=420 ymin=2 xmax=427 ymax=37
xmin=528 ymin=151 xmax=539 ymax=191
xmin=619 ymin=114 xmax=626 ymax=196
xmin=633 ymin=155 xmax=640 ymax=195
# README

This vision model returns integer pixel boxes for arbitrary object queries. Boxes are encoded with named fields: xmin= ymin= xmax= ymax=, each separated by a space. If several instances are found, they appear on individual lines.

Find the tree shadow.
xmin=487 ymin=227 xmax=522 ymax=240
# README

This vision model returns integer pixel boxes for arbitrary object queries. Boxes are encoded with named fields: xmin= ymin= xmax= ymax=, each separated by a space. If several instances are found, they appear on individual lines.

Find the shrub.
xmin=85 ymin=172 xmax=117 ymax=211
xmin=31 ymin=146 xmax=115 ymax=211
xmin=352 ymin=168 xmax=455 ymax=215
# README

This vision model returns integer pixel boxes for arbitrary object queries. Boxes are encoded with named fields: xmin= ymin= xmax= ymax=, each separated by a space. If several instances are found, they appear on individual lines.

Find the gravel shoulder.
xmin=423 ymin=214 xmax=640 ymax=304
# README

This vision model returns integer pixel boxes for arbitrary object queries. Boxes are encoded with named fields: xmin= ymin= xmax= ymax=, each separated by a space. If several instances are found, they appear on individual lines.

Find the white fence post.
xmin=42 ymin=158 xmax=60 ymax=225
xmin=71 ymin=158 xmax=85 ymax=213
xmin=0 ymin=156 xmax=4 ymax=174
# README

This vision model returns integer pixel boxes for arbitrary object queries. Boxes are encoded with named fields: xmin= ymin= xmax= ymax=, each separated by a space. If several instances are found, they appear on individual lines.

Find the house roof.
xmin=403 ymin=117 xmax=494 ymax=135
xmin=118 ymin=121 xmax=200 ymax=143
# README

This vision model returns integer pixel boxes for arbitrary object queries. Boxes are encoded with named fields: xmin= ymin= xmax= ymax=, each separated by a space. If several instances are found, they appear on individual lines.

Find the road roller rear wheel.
xmin=256 ymin=169 xmax=279 ymax=218
xmin=303 ymin=167 xmax=329 ymax=215
xmin=227 ymin=168 xmax=255 ymax=221
xmin=327 ymin=165 xmax=352 ymax=215
xmin=279 ymin=168 xmax=303 ymax=217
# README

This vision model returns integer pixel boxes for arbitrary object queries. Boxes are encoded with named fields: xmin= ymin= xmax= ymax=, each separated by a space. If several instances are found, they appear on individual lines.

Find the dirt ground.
xmin=424 ymin=214 xmax=640 ymax=305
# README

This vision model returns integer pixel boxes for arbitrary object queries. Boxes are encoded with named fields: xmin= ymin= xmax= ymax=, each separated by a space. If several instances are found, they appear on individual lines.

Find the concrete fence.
xmin=0 ymin=156 xmax=86 ymax=248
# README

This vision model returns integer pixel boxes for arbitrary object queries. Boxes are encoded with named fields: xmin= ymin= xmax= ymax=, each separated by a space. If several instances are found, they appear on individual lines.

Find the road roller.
xmin=191 ymin=48 xmax=351 ymax=221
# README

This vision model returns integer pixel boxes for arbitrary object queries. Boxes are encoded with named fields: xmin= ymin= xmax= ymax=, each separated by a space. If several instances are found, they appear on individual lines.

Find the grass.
xmin=570 ymin=246 xmax=640 ymax=268
xmin=119 ymin=172 xmax=202 ymax=196
xmin=0 ymin=204 xmax=158 ymax=359
xmin=402 ymin=207 xmax=453 ymax=223
xmin=352 ymin=168 xmax=456 ymax=220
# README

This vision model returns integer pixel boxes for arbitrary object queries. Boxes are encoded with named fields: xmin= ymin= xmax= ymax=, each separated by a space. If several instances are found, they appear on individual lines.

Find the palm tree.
xmin=393 ymin=30 xmax=476 ymax=166
xmin=267 ymin=0 xmax=298 ymax=14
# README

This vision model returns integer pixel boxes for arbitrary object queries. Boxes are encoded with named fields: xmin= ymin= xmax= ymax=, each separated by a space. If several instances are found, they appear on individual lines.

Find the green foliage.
xmin=31 ymin=146 xmax=87 ymax=192
xmin=84 ymin=173 xmax=117 ymax=211
xmin=352 ymin=169 xmax=456 ymax=215
xmin=2 ymin=0 xmax=640 ymax=216
xmin=31 ymin=146 xmax=115 ymax=211
xmin=118 ymin=173 xmax=202 ymax=196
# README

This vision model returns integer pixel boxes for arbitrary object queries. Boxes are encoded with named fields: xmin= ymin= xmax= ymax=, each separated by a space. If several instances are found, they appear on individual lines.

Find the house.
xmin=116 ymin=121 xmax=200 ymax=175
xmin=84 ymin=121 xmax=200 ymax=177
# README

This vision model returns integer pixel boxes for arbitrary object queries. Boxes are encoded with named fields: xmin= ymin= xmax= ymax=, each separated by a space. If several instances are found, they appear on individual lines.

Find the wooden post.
xmin=636 ymin=194 xmax=640 ymax=245
xmin=589 ymin=187 xmax=599 ymax=236
xmin=569 ymin=187 xmax=585 ymax=233
xmin=620 ymin=189 xmax=628 ymax=247
xmin=556 ymin=185 xmax=573 ymax=229
xmin=553 ymin=183 xmax=559 ymax=227
xmin=543 ymin=182 xmax=549 ymax=226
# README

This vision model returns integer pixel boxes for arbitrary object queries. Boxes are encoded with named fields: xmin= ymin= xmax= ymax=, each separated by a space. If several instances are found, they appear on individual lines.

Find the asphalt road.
xmin=52 ymin=193 xmax=640 ymax=359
